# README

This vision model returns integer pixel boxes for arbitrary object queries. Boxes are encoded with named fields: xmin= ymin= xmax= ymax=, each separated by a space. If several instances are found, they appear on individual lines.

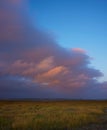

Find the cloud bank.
xmin=0 ymin=0 xmax=107 ymax=99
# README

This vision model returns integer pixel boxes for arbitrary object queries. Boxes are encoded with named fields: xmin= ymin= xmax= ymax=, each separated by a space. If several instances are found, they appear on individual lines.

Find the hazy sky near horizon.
xmin=0 ymin=0 xmax=107 ymax=99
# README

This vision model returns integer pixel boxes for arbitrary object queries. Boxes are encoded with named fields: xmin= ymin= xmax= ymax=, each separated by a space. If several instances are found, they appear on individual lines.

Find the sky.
xmin=31 ymin=0 xmax=107 ymax=81
xmin=0 ymin=0 xmax=107 ymax=99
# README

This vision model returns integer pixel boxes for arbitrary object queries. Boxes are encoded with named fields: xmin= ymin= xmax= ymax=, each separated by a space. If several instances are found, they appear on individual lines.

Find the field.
xmin=0 ymin=100 xmax=107 ymax=130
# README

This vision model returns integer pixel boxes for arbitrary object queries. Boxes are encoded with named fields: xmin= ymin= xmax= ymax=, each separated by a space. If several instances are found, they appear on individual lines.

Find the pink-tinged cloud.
xmin=72 ymin=48 xmax=86 ymax=54
xmin=0 ymin=0 xmax=107 ymax=99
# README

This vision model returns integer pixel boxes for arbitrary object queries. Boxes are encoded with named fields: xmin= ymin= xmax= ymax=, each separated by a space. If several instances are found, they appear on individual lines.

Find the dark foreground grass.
xmin=0 ymin=100 xmax=107 ymax=130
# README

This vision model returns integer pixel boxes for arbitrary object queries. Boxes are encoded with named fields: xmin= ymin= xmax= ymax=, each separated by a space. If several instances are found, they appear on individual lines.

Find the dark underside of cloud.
xmin=0 ymin=0 xmax=107 ymax=99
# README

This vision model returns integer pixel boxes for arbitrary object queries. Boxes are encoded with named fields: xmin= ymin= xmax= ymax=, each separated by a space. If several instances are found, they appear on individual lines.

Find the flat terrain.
xmin=0 ymin=100 xmax=107 ymax=130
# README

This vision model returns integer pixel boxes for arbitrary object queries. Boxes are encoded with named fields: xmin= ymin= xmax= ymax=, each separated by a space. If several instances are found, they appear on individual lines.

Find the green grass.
xmin=0 ymin=100 xmax=107 ymax=130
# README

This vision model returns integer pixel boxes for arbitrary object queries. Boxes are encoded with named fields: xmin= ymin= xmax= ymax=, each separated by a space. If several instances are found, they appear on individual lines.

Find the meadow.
xmin=0 ymin=100 xmax=107 ymax=130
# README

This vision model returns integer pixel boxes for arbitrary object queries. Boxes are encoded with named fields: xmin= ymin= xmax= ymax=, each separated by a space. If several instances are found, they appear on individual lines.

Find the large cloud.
xmin=0 ymin=0 xmax=107 ymax=99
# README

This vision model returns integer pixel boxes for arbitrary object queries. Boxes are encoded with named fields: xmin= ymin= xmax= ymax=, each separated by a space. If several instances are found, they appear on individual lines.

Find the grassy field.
xmin=0 ymin=100 xmax=107 ymax=130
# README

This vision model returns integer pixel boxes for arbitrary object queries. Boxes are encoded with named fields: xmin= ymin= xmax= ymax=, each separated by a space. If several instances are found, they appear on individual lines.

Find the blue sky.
xmin=30 ymin=0 xmax=107 ymax=81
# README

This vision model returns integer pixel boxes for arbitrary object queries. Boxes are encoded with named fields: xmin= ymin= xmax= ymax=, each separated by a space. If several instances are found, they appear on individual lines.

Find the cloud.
xmin=0 ymin=0 xmax=107 ymax=99
xmin=72 ymin=48 xmax=86 ymax=54
xmin=36 ymin=56 xmax=54 ymax=71
xmin=0 ymin=75 xmax=59 ymax=99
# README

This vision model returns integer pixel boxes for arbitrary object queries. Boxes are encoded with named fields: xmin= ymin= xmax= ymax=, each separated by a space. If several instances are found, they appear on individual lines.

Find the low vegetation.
xmin=0 ymin=100 xmax=107 ymax=130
